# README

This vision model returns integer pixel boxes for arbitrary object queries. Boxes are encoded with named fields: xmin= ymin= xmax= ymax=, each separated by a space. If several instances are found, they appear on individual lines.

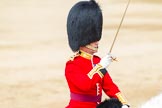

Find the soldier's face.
xmin=89 ymin=41 xmax=99 ymax=53
xmin=80 ymin=41 xmax=99 ymax=54
xmin=90 ymin=41 xmax=99 ymax=49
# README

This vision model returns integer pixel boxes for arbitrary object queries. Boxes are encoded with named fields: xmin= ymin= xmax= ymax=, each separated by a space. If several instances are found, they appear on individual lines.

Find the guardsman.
xmin=65 ymin=0 xmax=130 ymax=108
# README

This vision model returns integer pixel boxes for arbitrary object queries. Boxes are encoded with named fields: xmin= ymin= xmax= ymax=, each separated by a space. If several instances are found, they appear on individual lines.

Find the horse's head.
xmin=97 ymin=98 xmax=122 ymax=108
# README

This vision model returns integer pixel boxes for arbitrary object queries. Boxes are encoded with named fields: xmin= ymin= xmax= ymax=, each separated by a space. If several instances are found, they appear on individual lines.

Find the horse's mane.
xmin=97 ymin=98 xmax=122 ymax=108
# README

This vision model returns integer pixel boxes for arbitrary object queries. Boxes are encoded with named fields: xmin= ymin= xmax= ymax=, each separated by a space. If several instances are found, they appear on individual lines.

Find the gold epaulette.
xmin=69 ymin=52 xmax=79 ymax=61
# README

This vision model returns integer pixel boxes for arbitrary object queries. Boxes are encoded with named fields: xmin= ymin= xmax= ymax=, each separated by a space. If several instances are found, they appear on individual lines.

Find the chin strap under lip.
xmin=85 ymin=44 xmax=98 ymax=51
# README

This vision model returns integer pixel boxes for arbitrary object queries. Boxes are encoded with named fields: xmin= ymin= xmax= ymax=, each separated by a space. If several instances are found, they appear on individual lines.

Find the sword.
xmin=109 ymin=0 xmax=131 ymax=61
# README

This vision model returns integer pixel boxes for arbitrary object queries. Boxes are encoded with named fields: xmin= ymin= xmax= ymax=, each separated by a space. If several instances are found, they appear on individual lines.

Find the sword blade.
xmin=109 ymin=0 xmax=131 ymax=53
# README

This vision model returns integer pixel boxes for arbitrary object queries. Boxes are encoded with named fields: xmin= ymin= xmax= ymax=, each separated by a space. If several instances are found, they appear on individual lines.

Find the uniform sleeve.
xmin=102 ymin=72 xmax=120 ymax=98
xmin=102 ymin=71 xmax=129 ymax=105
xmin=65 ymin=62 xmax=102 ymax=92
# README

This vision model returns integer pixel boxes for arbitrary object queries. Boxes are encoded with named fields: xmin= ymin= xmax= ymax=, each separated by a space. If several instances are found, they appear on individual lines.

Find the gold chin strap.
xmin=86 ymin=45 xmax=98 ymax=51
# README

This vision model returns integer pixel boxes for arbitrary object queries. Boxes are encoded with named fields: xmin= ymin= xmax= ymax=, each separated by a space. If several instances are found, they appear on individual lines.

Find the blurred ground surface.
xmin=0 ymin=0 xmax=162 ymax=108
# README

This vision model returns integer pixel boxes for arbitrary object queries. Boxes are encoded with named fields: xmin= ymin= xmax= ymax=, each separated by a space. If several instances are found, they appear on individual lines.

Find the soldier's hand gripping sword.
xmin=109 ymin=0 xmax=131 ymax=61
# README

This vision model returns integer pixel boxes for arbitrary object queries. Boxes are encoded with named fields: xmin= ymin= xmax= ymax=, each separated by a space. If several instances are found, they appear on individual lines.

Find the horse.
xmin=97 ymin=93 xmax=162 ymax=108
xmin=96 ymin=98 xmax=122 ymax=108
xmin=140 ymin=93 xmax=162 ymax=108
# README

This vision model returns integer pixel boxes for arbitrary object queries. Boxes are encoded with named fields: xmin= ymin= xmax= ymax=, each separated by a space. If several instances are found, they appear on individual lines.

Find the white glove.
xmin=122 ymin=105 xmax=129 ymax=108
xmin=99 ymin=53 xmax=113 ymax=68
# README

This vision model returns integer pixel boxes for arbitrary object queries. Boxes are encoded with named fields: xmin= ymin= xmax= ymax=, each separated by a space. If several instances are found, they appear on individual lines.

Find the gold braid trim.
xmin=115 ymin=92 xmax=128 ymax=105
xmin=98 ymin=70 xmax=104 ymax=78
xmin=87 ymin=64 xmax=103 ymax=79
xmin=79 ymin=50 xmax=92 ymax=60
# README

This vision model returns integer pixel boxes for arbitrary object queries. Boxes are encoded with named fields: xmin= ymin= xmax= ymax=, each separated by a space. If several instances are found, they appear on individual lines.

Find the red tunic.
xmin=65 ymin=51 xmax=120 ymax=108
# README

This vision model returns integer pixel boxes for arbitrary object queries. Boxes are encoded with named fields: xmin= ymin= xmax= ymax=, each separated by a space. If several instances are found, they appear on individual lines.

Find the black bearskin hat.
xmin=67 ymin=0 xmax=103 ymax=52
